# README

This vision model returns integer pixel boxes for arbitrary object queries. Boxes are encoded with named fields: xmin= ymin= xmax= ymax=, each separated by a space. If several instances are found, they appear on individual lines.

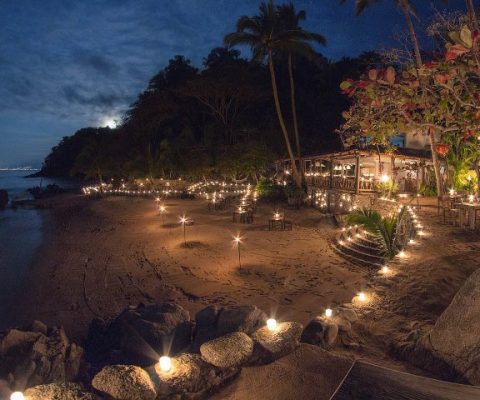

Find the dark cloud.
xmin=0 ymin=0 xmax=469 ymax=166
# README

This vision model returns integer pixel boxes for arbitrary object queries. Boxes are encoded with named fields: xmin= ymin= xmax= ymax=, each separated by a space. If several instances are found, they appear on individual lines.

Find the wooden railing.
xmin=305 ymin=175 xmax=377 ymax=192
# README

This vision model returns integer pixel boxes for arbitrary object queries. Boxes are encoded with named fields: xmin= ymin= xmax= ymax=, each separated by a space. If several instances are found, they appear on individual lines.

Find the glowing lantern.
xmin=159 ymin=356 xmax=172 ymax=372
xmin=266 ymin=318 xmax=277 ymax=331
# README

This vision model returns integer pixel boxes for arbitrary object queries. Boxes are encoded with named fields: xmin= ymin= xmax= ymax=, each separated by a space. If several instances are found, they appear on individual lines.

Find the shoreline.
xmin=10 ymin=193 xmax=480 ymax=377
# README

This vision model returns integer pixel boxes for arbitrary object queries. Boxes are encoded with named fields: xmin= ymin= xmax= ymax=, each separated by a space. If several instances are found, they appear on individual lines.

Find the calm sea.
xmin=0 ymin=170 xmax=77 ymax=329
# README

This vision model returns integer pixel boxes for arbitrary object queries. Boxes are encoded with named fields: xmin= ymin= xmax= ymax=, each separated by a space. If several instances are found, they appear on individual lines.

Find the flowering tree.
xmin=339 ymin=23 xmax=480 ymax=195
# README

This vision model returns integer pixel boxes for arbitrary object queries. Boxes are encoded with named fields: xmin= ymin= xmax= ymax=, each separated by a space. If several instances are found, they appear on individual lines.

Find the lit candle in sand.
xmin=325 ymin=308 xmax=333 ymax=318
xmin=10 ymin=392 xmax=24 ymax=400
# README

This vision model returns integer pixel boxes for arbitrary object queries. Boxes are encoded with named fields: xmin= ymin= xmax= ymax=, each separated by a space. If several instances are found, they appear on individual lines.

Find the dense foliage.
xmin=38 ymin=3 xmax=375 ymax=181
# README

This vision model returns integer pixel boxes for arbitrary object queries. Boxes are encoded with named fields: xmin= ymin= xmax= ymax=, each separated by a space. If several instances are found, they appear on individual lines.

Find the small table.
xmin=458 ymin=202 xmax=480 ymax=230
xmin=233 ymin=208 xmax=253 ymax=223
xmin=269 ymin=216 xmax=285 ymax=230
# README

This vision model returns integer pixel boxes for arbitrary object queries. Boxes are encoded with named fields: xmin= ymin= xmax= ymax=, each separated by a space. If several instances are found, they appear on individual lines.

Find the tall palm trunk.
xmin=401 ymin=2 xmax=443 ymax=195
xmin=400 ymin=4 xmax=422 ymax=69
xmin=429 ymin=130 xmax=443 ymax=195
xmin=288 ymin=54 xmax=304 ymax=182
xmin=268 ymin=50 xmax=302 ymax=187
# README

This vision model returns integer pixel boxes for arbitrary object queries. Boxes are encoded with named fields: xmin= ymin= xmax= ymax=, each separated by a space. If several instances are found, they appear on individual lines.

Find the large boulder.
xmin=301 ymin=317 xmax=338 ymax=348
xmin=87 ymin=303 xmax=192 ymax=366
xmin=92 ymin=364 xmax=156 ymax=400
xmin=193 ymin=305 xmax=267 ymax=350
xmin=0 ymin=324 xmax=84 ymax=389
xmin=412 ymin=269 xmax=480 ymax=385
xmin=200 ymin=332 xmax=254 ymax=368
xmin=151 ymin=353 xmax=239 ymax=397
xmin=251 ymin=322 xmax=303 ymax=364
xmin=0 ymin=189 xmax=8 ymax=209
xmin=24 ymin=383 xmax=97 ymax=400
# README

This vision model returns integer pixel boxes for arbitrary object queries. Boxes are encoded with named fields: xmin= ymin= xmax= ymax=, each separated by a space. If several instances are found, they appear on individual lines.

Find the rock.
xmin=24 ymin=382 xmax=97 ymax=400
xmin=30 ymin=321 xmax=48 ymax=335
xmin=0 ymin=325 xmax=84 ymax=389
xmin=410 ymin=269 xmax=480 ymax=385
xmin=95 ymin=303 xmax=193 ymax=366
xmin=338 ymin=308 xmax=358 ymax=323
xmin=0 ymin=189 xmax=8 ymax=209
xmin=301 ymin=317 xmax=338 ymax=348
xmin=251 ymin=322 xmax=303 ymax=364
xmin=193 ymin=305 xmax=267 ymax=350
xmin=92 ymin=364 xmax=156 ymax=400
xmin=200 ymin=332 xmax=253 ymax=368
xmin=151 ymin=353 xmax=239 ymax=397
xmin=333 ymin=316 xmax=351 ymax=332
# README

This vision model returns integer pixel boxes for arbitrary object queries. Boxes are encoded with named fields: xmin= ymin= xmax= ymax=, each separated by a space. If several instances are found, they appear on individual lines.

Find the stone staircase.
xmin=331 ymin=225 xmax=386 ymax=268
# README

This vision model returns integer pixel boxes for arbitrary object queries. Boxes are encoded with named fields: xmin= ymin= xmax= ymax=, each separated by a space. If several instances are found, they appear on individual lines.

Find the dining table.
xmin=458 ymin=202 xmax=480 ymax=230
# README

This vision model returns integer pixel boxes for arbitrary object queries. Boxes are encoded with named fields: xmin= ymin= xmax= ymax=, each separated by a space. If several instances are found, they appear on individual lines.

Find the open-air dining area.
xmin=3 ymin=0 xmax=480 ymax=399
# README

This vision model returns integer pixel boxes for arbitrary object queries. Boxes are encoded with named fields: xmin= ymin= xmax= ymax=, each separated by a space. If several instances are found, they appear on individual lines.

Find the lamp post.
xmin=159 ymin=204 xmax=166 ymax=224
xmin=180 ymin=215 xmax=188 ymax=245
xmin=233 ymin=235 xmax=242 ymax=267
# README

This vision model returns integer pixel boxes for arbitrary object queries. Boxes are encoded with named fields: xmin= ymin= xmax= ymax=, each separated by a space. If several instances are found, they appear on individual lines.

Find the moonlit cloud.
xmin=0 ymin=0 xmax=466 ymax=166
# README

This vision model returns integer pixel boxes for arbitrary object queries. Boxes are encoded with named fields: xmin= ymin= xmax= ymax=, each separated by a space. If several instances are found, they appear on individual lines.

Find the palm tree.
xmin=276 ymin=3 xmax=326 ymax=179
xmin=224 ymin=1 xmax=305 ymax=186
xmin=341 ymin=0 xmax=448 ymax=195
xmin=465 ymin=0 xmax=478 ymax=30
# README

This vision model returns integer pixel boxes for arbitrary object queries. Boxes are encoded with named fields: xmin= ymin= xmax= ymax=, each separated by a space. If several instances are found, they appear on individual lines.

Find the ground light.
xmin=233 ymin=235 xmax=243 ymax=267
xmin=266 ymin=318 xmax=277 ymax=331
xmin=179 ymin=215 xmax=188 ymax=245
xmin=358 ymin=292 xmax=366 ymax=302
xmin=159 ymin=356 xmax=172 ymax=372
xmin=10 ymin=392 xmax=24 ymax=400
xmin=325 ymin=308 xmax=333 ymax=318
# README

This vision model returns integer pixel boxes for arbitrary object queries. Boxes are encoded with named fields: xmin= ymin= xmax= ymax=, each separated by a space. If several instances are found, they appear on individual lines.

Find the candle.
xmin=159 ymin=356 xmax=172 ymax=372
xmin=266 ymin=318 xmax=277 ymax=331
xmin=325 ymin=308 xmax=333 ymax=318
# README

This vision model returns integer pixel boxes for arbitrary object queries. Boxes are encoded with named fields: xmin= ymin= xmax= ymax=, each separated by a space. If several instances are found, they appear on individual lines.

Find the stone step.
xmin=338 ymin=240 xmax=386 ymax=264
xmin=331 ymin=242 xmax=385 ymax=269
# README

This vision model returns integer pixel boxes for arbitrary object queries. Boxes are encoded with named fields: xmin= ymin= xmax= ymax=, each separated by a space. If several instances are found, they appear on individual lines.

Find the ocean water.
xmin=0 ymin=171 xmax=76 ymax=329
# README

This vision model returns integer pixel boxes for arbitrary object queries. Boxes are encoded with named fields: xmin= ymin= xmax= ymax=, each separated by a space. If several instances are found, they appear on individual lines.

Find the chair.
xmin=475 ymin=208 xmax=480 ymax=230
xmin=443 ymin=206 xmax=460 ymax=226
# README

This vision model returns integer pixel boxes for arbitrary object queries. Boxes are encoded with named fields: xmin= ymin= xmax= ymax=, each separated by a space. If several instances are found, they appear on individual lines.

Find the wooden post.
xmin=329 ymin=158 xmax=334 ymax=190
xmin=355 ymin=154 xmax=360 ymax=194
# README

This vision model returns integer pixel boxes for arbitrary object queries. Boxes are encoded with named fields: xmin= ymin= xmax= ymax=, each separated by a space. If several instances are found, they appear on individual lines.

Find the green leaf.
xmin=340 ymin=80 xmax=352 ymax=90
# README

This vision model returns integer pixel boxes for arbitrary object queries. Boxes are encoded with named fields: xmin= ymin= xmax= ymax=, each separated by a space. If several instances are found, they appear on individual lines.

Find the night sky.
xmin=0 ymin=0 xmax=470 ymax=167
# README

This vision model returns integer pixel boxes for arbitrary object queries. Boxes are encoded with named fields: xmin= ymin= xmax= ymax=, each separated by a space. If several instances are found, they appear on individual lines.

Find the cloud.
xmin=0 ymin=0 xmax=466 ymax=166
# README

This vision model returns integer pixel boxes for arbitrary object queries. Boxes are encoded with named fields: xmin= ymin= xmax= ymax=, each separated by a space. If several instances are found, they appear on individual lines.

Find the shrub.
xmin=283 ymin=183 xmax=306 ymax=199
xmin=419 ymin=183 xmax=436 ymax=197
xmin=255 ymin=177 xmax=285 ymax=201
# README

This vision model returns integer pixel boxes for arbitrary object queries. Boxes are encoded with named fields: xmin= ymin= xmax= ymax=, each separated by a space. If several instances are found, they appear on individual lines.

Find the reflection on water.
xmin=0 ymin=171 xmax=76 ymax=329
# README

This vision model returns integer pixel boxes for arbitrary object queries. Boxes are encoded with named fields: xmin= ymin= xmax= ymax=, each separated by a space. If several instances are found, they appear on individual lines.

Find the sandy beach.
xmin=13 ymin=194 xmax=480 ymax=375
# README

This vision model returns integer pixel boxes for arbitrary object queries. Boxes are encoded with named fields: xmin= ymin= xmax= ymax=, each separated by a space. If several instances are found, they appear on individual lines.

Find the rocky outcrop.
xmin=0 ymin=189 xmax=8 ymax=209
xmin=301 ymin=317 xmax=339 ymax=348
xmin=200 ymin=332 xmax=254 ymax=368
xmin=0 ymin=323 xmax=84 ymax=389
xmin=86 ymin=303 xmax=192 ymax=366
xmin=406 ymin=269 xmax=480 ymax=385
xmin=193 ymin=304 xmax=267 ymax=350
xmin=251 ymin=322 xmax=303 ymax=364
xmin=92 ymin=364 xmax=156 ymax=400
xmin=152 ymin=353 xmax=239 ymax=398
xmin=24 ymin=383 xmax=97 ymax=400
